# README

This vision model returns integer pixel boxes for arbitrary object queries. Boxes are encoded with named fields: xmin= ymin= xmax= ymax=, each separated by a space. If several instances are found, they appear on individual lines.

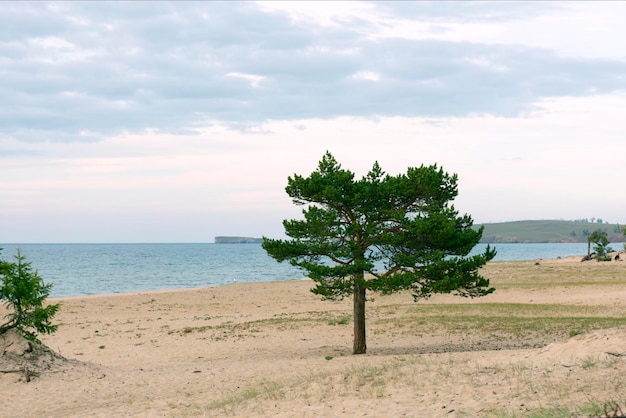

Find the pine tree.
xmin=263 ymin=152 xmax=495 ymax=354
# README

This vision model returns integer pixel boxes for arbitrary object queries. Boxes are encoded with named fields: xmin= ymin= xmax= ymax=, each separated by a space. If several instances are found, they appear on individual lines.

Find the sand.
xmin=1 ymin=255 xmax=626 ymax=417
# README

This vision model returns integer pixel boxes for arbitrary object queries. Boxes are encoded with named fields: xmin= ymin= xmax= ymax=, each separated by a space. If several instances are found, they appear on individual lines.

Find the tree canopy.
xmin=263 ymin=152 xmax=496 ymax=354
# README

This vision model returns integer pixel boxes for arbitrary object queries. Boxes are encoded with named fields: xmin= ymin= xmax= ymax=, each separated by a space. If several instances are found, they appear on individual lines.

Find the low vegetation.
xmin=0 ymin=249 xmax=59 ymax=343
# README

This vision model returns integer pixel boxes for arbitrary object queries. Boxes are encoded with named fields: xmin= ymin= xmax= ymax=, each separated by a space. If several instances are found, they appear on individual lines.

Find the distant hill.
xmin=475 ymin=220 xmax=624 ymax=243
xmin=215 ymin=236 xmax=262 ymax=244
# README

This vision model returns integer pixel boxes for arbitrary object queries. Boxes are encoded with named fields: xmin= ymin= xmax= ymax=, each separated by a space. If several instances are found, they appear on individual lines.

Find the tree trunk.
xmin=353 ymin=276 xmax=367 ymax=354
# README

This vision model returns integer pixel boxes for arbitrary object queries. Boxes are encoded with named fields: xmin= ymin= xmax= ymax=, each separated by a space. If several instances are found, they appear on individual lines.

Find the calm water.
xmin=0 ymin=242 xmax=614 ymax=298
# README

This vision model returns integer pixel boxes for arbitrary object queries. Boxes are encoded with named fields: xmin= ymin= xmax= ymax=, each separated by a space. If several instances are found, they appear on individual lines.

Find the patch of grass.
xmin=482 ymin=261 xmax=626 ymax=291
xmin=203 ymin=348 xmax=626 ymax=417
xmin=488 ymin=399 xmax=625 ymax=418
xmin=327 ymin=315 xmax=350 ymax=326
xmin=206 ymin=359 xmax=408 ymax=413
xmin=496 ymin=279 xmax=626 ymax=290
xmin=581 ymin=356 xmax=597 ymax=369
xmin=207 ymin=381 xmax=283 ymax=412
xmin=342 ymin=364 xmax=388 ymax=398
xmin=178 ymin=312 xmax=355 ymax=336
xmin=569 ymin=329 xmax=584 ymax=337
xmin=208 ymin=387 xmax=259 ymax=411
xmin=377 ymin=303 xmax=626 ymax=342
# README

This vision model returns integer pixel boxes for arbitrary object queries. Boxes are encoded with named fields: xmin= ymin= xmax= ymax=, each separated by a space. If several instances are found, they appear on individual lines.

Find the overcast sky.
xmin=1 ymin=1 xmax=625 ymax=243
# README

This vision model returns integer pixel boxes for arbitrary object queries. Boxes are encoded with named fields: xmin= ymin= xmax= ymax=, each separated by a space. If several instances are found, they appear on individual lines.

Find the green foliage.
xmin=568 ymin=329 xmax=584 ymax=338
xmin=263 ymin=152 xmax=495 ymax=353
xmin=0 ymin=249 xmax=60 ymax=343
xmin=588 ymin=230 xmax=613 ymax=260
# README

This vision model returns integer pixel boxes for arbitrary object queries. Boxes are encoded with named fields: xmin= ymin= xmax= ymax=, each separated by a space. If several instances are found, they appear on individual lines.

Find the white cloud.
xmin=351 ymin=71 xmax=380 ymax=81
xmin=226 ymin=72 xmax=268 ymax=88
xmin=256 ymin=1 xmax=377 ymax=27
xmin=464 ymin=56 xmax=509 ymax=72
xmin=7 ymin=90 xmax=626 ymax=230
xmin=26 ymin=36 xmax=99 ymax=64
xmin=28 ymin=36 xmax=75 ymax=49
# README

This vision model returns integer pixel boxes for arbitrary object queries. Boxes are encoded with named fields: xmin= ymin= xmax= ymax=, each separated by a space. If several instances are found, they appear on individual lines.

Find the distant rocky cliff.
xmin=214 ymin=236 xmax=263 ymax=244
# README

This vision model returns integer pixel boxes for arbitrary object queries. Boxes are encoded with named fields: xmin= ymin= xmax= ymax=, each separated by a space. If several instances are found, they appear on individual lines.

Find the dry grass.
xmin=201 ymin=260 xmax=626 ymax=417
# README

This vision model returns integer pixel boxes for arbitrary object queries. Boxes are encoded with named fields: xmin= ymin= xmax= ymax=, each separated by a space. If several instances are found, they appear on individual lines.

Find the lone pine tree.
xmin=263 ymin=152 xmax=496 ymax=354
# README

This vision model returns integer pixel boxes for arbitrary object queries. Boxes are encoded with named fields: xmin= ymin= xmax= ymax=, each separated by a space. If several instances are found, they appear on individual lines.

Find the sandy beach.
xmin=2 ymin=255 xmax=626 ymax=417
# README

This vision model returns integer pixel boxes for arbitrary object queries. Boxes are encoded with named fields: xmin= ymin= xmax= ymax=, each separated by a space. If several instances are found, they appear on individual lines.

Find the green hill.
xmin=475 ymin=220 xmax=624 ymax=243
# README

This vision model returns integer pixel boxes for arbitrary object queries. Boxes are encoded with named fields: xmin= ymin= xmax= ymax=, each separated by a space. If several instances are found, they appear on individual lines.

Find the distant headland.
xmin=214 ymin=236 xmax=263 ymax=244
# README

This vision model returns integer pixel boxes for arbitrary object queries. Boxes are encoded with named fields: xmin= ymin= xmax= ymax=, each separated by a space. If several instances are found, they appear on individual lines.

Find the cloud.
xmin=1 ymin=1 xmax=625 ymax=144
xmin=351 ymin=71 xmax=381 ymax=82
xmin=226 ymin=72 xmax=268 ymax=88
xmin=2 ymin=90 xmax=625 ymax=242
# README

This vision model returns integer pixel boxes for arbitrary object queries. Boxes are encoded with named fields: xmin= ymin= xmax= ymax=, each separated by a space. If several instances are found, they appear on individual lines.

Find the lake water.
xmin=0 ymin=242 xmax=618 ymax=298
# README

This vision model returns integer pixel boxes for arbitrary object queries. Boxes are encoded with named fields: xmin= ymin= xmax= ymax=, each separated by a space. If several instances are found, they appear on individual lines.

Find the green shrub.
xmin=0 ymin=249 xmax=60 ymax=343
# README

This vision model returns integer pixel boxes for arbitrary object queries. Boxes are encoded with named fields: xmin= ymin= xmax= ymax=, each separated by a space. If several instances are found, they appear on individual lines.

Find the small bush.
xmin=0 ymin=249 xmax=60 ymax=343
xmin=569 ymin=329 xmax=584 ymax=338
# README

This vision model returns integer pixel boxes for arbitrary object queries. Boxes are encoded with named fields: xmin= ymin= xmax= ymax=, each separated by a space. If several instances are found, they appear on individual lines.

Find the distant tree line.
xmin=572 ymin=217 xmax=609 ymax=224
xmin=570 ymin=219 xmax=623 ymax=235
xmin=570 ymin=224 xmax=623 ymax=239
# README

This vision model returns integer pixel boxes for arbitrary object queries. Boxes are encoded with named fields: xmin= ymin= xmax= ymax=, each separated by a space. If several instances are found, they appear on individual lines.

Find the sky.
xmin=1 ymin=1 xmax=625 ymax=243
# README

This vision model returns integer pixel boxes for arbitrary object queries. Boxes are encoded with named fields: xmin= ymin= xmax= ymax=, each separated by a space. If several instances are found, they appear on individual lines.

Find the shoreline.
xmin=3 ymin=242 xmax=623 ymax=298
xmin=47 ymin=277 xmax=314 ymax=302
xmin=46 ymin=251 xmax=626 ymax=300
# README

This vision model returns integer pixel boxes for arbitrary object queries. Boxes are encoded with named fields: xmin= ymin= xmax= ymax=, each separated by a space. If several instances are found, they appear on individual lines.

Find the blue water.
xmin=0 ymin=242 xmax=616 ymax=298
